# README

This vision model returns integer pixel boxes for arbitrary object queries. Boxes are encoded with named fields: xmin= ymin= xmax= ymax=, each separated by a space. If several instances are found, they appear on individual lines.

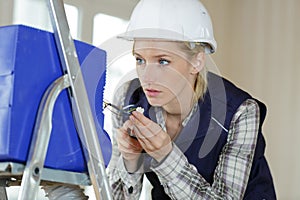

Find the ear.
xmin=190 ymin=52 xmax=205 ymax=74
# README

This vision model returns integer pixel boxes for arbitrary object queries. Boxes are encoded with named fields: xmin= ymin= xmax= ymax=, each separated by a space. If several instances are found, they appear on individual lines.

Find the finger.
xmin=129 ymin=113 xmax=153 ymax=132
xmin=117 ymin=128 xmax=142 ymax=151
xmin=131 ymin=120 xmax=154 ymax=141
xmin=130 ymin=114 xmax=162 ymax=138
xmin=121 ymin=120 xmax=139 ymax=139
xmin=132 ymin=125 xmax=160 ymax=156
xmin=123 ymin=120 xmax=134 ymax=130
xmin=131 ymin=111 xmax=153 ymax=127
xmin=118 ymin=138 xmax=142 ymax=153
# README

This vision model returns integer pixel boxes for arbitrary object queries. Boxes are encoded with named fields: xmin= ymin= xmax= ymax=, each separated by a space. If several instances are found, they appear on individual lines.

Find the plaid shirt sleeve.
xmin=106 ymin=82 xmax=144 ymax=200
xmin=151 ymin=99 xmax=260 ymax=199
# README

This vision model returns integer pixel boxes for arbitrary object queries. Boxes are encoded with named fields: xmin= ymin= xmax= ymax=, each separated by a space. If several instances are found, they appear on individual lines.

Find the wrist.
xmin=154 ymin=143 xmax=173 ymax=163
xmin=123 ymin=155 xmax=144 ymax=173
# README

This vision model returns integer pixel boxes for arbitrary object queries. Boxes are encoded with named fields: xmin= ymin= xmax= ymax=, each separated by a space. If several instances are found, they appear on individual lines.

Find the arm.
xmin=106 ymin=82 xmax=144 ymax=200
xmin=107 ymin=125 xmax=144 ymax=200
xmin=151 ymin=99 xmax=260 ymax=199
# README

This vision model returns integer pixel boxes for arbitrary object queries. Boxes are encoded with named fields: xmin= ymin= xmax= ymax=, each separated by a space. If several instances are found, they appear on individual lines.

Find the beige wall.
xmin=1 ymin=0 xmax=299 ymax=199
xmin=0 ymin=1 xmax=14 ymax=26
xmin=201 ymin=0 xmax=300 ymax=199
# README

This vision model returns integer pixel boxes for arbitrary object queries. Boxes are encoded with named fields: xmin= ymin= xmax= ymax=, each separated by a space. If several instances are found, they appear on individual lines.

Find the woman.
xmin=106 ymin=0 xmax=276 ymax=199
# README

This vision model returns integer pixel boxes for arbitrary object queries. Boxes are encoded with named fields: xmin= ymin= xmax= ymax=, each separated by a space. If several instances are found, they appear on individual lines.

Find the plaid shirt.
xmin=107 ymin=82 xmax=260 ymax=200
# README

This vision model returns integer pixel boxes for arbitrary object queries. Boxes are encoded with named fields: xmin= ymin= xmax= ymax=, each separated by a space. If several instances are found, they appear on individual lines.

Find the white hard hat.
xmin=118 ymin=0 xmax=217 ymax=54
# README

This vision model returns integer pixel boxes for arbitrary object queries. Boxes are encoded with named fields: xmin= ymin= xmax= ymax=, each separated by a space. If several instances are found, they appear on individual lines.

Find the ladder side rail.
xmin=18 ymin=75 xmax=70 ymax=200
xmin=0 ymin=187 xmax=7 ymax=200
xmin=0 ymin=179 xmax=8 ymax=200
xmin=47 ymin=1 xmax=113 ymax=200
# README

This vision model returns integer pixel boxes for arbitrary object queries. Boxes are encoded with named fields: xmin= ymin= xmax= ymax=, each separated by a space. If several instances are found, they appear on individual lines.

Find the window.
xmin=13 ymin=0 xmax=79 ymax=39
xmin=93 ymin=13 xmax=135 ymax=136
xmin=93 ymin=13 xmax=128 ymax=45
xmin=64 ymin=4 xmax=79 ymax=39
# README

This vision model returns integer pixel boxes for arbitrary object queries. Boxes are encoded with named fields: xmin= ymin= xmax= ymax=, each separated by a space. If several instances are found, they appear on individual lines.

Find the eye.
xmin=135 ymin=57 xmax=145 ymax=66
xmin=159 ymin=58 xmax=170 ymax=66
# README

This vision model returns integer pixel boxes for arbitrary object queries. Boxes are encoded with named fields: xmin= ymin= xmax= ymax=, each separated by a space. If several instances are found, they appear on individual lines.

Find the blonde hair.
xmin=180 ymin=42 xmax=208 ymax=103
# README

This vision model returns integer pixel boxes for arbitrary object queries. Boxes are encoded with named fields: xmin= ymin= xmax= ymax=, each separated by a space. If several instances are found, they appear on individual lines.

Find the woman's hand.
xmin=130 ymin=111 xmax=173 ymax=162
xmin=117 ymin=120 xmax=143 ymax=173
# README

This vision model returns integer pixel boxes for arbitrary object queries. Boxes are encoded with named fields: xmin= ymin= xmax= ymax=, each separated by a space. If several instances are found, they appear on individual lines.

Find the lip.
xmin=145 ymin=88 xmax=161 ymax=97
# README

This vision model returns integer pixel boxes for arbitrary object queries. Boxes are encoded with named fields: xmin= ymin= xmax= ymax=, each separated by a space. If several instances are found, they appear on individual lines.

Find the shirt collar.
xmin=155 ymin=103 xmax=198 ymax=132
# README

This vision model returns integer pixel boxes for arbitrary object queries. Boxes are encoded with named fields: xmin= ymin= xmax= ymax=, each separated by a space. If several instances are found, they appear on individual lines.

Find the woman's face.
xmin=133 ymin=40 xmax=197 ymax=107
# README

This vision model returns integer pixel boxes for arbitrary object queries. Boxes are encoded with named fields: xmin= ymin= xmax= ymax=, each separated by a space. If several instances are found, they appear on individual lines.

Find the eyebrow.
xmin=133 ymin=52 xmax=142 ymax=57
xmin=133 ymin=52 xmax=171 ymax=58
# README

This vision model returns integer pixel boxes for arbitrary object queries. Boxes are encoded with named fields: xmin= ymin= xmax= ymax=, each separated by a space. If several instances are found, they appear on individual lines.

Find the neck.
xmin=162 ymin=91 xmax=194 ymax=120
xmin=162 ymin=91 xmax=195 ymax=140
xmin=163 ymin=110 xmax=183 ymax=140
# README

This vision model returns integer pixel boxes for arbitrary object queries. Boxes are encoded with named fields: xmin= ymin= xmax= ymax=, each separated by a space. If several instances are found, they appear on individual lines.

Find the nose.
xmin=137 ymin=63 xmax=157 ymax=84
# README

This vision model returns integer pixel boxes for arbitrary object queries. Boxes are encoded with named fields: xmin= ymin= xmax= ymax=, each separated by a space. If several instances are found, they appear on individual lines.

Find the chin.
xmin=145 ymin=96 xmax=163 ymax=107
xmin=146 ymin=96 xmax=175 ymax=108
xmin=146 ymin=99 xmax=162 ymax=107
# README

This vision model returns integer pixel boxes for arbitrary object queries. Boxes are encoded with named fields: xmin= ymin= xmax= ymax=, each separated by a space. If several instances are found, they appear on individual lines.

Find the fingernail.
xmin=132 ymin=111 xmax=139 ymax=116
xmin=129 ymin=115 xmax=135 ymax=121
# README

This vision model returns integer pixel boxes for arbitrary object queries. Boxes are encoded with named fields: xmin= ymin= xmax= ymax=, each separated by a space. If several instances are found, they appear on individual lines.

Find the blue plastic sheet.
xmin=0 ymin=25 xmax=111 ymax=172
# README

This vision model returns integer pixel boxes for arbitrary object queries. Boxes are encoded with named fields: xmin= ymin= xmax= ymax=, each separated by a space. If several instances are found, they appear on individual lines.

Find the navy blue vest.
xmin=123 ymin=72 xmax=276 ymax=199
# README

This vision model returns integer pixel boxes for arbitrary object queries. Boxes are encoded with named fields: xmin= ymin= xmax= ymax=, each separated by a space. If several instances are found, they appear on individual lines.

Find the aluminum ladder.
xmin=0 ymin=0 xmax=113 ymax=199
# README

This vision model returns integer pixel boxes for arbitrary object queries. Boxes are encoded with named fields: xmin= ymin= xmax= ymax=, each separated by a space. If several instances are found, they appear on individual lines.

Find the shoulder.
xmin=205 ymin=72 xmax=267 ymax=127
xmin=232 ymin=99 xmax=260 ymax=122
xmin=207 ymin=72 xmax=251 ymax=107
